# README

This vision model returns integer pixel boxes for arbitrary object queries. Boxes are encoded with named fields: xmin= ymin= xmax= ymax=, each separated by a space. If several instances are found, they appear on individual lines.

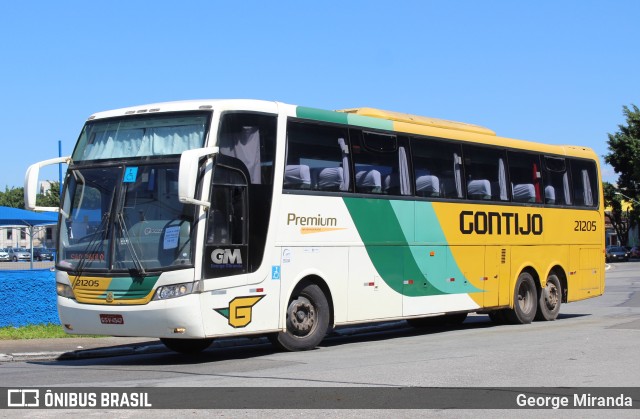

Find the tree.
xmin=604 ymin=104 xmax=640 ymax=245
xmin=604 ymin=181 xmax=632 ymax=246
xmin=0 ymin=182 xmax=60 ymax=209
xmin=36 ymin=181 xmax=60 ymax=208
xmin=0 ymin=186 xmax=25 ymax=209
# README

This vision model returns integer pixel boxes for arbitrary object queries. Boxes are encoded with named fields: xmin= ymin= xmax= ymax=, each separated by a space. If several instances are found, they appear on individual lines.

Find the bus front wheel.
xmin=270 ymin=283 xmax=330 ymax=351
xmin=535 ymin=274 xmax=562 ymax=321
xmin=506 ymin=272 xmax=537 ymax=324
xmin=160 ymin=338 xmax=214 ymax=354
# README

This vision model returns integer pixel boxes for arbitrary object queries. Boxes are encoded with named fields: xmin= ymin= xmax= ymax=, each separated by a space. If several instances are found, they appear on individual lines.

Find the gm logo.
xmin=211 ymin=248 xmax=242 ymax=265
xmin=7 ymin=389 xmax=40 ymax=407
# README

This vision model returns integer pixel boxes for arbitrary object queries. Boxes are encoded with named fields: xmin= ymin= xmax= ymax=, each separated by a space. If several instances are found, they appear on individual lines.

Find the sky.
xmin=1 ymin=0 xmax=638 ymax=189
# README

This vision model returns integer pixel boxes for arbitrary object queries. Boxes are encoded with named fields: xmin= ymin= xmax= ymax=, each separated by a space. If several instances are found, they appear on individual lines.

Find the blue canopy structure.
xmin=0 ymin=206 xmax=58 ymax=269
xmin=0 ymin=206 xmax=58 ymax=226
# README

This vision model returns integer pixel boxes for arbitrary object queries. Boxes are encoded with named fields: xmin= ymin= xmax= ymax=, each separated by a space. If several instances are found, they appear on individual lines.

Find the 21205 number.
xmin=574 ymin=220 xmax=597 ymax=231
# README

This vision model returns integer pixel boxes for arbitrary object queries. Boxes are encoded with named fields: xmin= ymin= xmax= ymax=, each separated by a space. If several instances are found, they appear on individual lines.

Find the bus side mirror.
xmin=178 ymin=147 xmax=218 ymax=208
xmin=24 ymin=156 xmax=71 ymax=212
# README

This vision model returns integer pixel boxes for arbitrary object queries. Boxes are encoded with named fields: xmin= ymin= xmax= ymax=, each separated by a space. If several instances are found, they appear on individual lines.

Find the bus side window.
xmin=285 ymin=121 xmax=351 ymax=192
xmin=218 ymin=113 xmax=277 ymax=186
xmin=351 ymin=130 xmax=410 ymax=196
xmin=411 ymin=137 xmax=463 ymax=199
xmin=543 ymin=156 xmax=572 ymax=206
xmin=462 ymin=145 xmax=508 ymax=201
xmin=508 ymin=151 xmax=543 ymax=203
xmin=569 ymin=159 xmax=598 ymax=207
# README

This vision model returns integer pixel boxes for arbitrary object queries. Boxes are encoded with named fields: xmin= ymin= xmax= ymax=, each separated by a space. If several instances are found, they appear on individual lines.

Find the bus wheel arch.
xmin=506 ymin=268 xmax=538 ymax=324
xmin=270 ymin=275 xmax=333 ymax=351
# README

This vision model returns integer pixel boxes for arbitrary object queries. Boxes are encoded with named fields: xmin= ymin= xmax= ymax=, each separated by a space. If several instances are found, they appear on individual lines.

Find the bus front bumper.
xmin=57 ymin=294 xmax=207 ymax=339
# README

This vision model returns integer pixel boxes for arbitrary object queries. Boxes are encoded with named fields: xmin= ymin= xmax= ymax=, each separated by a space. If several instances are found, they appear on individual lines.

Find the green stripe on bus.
xmin=343 ymin=198 xmax=481 ymax=297
xmin=296 ymin=106 xmax=394 ymax=131
xmin=105 ymin=275 xmax=160 ymax=299
xmin=296 ymin=107 xmax=349 ymax=125
xmin=346 ymin=113 xmax=394 ymax=131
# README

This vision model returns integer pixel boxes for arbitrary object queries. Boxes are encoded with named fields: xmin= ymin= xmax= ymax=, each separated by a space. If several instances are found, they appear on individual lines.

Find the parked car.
xmin=7 ymin=247 xmax=31 ymax=262
xmin=32 ymin=247 xmax=54 ymax=261
xmin=0 ymin=248 xmax=9 ymax=262
xmin=606 ymin=246 xmax=629 ymax=262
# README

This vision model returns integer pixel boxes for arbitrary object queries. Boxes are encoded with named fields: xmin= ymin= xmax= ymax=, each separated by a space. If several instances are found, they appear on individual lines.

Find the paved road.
xmin=1 ymin=262 xmax=639 ymax=416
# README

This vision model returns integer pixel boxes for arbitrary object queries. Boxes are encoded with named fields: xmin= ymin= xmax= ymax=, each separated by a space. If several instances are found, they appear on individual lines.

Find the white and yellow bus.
xmin=25 ymin=99 xmax=604 ymax=353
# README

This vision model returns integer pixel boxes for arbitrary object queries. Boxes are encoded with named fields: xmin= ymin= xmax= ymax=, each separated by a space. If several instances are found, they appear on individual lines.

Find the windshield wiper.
xmin=116 ymin=212 xmax=147 ymax=276
xmin=72 ymin=210 xmax=110 ymax=279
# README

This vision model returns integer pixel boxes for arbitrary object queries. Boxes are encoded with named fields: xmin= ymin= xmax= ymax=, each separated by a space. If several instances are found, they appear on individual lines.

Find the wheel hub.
xmin=544 ymin=283 xmax=559 ymax=309
xmin=287 ymin=297 xmax=316 ymax=336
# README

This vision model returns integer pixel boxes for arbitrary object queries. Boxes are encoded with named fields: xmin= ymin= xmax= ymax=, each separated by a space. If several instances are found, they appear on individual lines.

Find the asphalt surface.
xmin=0 ymin=336 xmax=168 ymax=362
xmin=0 ymin=321 xmax=408 ymax=363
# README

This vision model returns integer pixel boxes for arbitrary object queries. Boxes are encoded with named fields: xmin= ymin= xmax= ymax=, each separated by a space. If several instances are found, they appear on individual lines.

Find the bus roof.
xmin=338 ymin=107 xmax=497 ymax=136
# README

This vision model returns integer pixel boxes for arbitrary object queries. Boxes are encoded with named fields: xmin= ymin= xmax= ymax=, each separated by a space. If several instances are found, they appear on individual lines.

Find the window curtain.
xmin=82 ymin=125 xmax=203 ymax=160
xmin=582 ymin=169 xmax=593 ymax=206
xmin=398 ymin=146 xmax=411 ymax=195
xmin=498 ymin=158 xmax=508 ymax=200
xmin=454 ymin=153 xmax=463 ymax=198
xmin=338 ymin=137 xmax=350 ymax=191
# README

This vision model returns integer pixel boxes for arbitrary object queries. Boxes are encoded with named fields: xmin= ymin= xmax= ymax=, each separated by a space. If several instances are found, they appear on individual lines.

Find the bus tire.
xmin=160 ymin=338 xmax=214 ymax=354
xmin=535 ymin=274 xmax=562 ymax=321
xmin=505 ymin=272 xmax=537 ymax=324
xmin=271 ymin=283 xmax=330 ymax=351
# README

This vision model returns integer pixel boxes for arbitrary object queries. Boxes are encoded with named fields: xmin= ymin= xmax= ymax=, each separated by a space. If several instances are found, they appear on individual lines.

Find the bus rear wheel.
xmin=535 ymin=274 xmax=562 ymax=321
xmin=160 ymin=338 xmax=214 ymax=354
xmin=270 ymin=283 xmax=330 ymax=351
xmin=505 ymin=272 xmax=537 ymax=324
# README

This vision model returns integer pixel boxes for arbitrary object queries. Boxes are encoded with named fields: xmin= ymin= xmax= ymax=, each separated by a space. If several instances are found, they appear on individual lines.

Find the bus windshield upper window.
xmin=72 ymin=113 xmax=208 ymax=161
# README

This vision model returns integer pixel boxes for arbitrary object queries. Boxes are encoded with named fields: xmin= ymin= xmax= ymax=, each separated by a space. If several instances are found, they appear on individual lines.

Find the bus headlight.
xmin=56 ymin=283 xmax=75 ymax=299
xmin=153 ymin=281 xmax=202 ymax=300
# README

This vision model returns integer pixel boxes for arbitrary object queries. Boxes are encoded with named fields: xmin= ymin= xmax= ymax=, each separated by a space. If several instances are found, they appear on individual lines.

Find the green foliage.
xmin=0 ymin=182 xmax=59 ymax=209
xmin=604 ymin=104 xmax=640 ymax=245
xmin=605 ymin=104 xmax=640 ymax=194
xmin=0 ymin=186 xmax=25 ymax=209
xmin=36 ymin=181 xmax=60 ymax=208
xmin=604 ymin=181 xmax=630 ymax=244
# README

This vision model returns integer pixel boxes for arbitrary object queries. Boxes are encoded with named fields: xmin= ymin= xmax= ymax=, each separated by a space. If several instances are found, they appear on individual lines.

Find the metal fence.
xmin=0 ymin=261 xmax=55 ymax=271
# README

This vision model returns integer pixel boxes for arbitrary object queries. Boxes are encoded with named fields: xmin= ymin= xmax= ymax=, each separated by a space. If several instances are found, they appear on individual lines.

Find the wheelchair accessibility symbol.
xmin=272 ymin=265 xmax=280 ymax=280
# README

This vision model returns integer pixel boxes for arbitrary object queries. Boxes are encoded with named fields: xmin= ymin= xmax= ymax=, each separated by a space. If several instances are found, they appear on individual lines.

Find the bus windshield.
xmin=58 ymin=163 xmax=195 ymax=273
xmin=72 ymin=113 xmax=208 ymax=162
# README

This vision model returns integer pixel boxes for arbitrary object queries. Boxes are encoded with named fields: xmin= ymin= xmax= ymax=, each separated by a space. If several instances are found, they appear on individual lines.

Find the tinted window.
xmin=543 ymin=156 xmax=572 ymax=205
xmin=285 ymin=121 xmax=350 ymax=192
xmin=463 ymin=145 xmax=509 ymax=201
xmin=569 ymin=159 xmax=598 ymax=207
xmin=411 ymin=138 xmax=463 ymax=199
xmin=352 ymin=130 xmax=410 ymax=195
xmin=508 ymin=152 xmax=543 ymax=203
xmin=219 ymin=113 xmax=277 ymax=185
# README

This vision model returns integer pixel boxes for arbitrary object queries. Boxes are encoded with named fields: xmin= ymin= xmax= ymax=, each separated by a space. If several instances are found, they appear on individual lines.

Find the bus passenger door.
xmin=202 ymin=164 xmax=249 ymax=288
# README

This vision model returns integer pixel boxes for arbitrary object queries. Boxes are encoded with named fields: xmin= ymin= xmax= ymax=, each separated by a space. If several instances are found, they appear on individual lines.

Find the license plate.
xmin=99 ymin=314 xmax=124 ymax=325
